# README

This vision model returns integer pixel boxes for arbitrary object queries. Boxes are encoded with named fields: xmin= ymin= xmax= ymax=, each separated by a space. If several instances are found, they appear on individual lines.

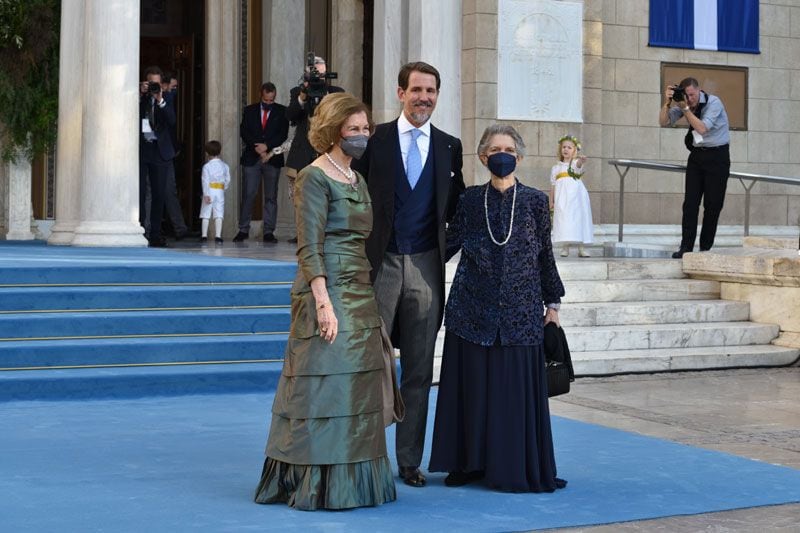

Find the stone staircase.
xmin=4 ymin=244 xmax=797 ymax=401
xmin=0 ymin=245 xmax=293 ymax=401
xmin=435 ymin=257 xmax=799 ymax=379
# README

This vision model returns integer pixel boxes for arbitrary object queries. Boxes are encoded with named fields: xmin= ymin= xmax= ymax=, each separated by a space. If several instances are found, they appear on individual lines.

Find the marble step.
xmin=554 ymin=259 xmax=685 ymax=281
xmin=571 ymin=345 xmax=800 ymax=375
xmin=432 ymin=344 xmax=799 ymax=381
xmin=561 ymin=279 xmax=719 ymax=303
xmin=444 ymin=258 xmax=684 ymax=283
xmin=431 ymin=319 xmax=775 ymax=361
xmin=558 ymin=300 xmax=750 ymax=327
xmin=566 ymin=322 xmax=779 ymax=352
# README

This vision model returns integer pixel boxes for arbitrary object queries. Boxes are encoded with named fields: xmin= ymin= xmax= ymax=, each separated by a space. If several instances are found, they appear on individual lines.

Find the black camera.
xmin=671 ymin=85 xmax=686 ymax=102
xmin=302 ymin=52 xmax=337 ymax=109
xmin=147 ymin=81 xmax=161 ymax=95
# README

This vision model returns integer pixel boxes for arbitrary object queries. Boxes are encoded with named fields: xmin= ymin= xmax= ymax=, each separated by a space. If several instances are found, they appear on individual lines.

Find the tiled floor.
xmin=547 ymin=366 xmax=800 ymax=532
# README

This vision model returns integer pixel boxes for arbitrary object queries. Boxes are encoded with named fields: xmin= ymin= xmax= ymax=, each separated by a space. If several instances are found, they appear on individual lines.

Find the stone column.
xmin=371 ymin=0 xmax=404 ymax=124
xmin=206 ymin=0 xmax=242 ymax=239
xmin=263 ymin=0 xmax=305 ymax=101
xmin=330 ymin=0 xmax=364 ymax=100
xmin=0 ymin=145 xmax=6 ymax=235
xmin=71 ymin=0 xmax=146 ymax=247
xmin=48 ymin=0 xmax=85 ymax=245
xmin=5 ymin=155 xmax=36 ymax=240
xmin=408 ymin=0 xmax=462 ymax=138
xmin=262 ymin=0 xmax=305 ymax=239
xmin=461 ymin=1 xmax=498 ymax=186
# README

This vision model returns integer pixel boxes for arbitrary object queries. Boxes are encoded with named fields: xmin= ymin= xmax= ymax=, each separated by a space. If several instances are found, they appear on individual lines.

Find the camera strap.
xmin=684 ymin=90 xmax=707 ymax=151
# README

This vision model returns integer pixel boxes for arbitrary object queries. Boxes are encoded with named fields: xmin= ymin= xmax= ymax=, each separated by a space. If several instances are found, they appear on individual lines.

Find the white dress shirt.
xmin=397 ymin=113 xmax=431 ymax=173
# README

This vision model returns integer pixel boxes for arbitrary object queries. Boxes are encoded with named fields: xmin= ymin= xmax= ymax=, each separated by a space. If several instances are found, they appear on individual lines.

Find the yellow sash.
xmin=209 ymin=182 xmax=225 ymax=190
xmin=555 ymin=172 xmax=571 ymax=180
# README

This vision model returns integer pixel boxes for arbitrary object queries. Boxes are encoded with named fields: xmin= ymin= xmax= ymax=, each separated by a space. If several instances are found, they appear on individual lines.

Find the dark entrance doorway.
xmin=140 ymin=0 xmax=205 ymax=233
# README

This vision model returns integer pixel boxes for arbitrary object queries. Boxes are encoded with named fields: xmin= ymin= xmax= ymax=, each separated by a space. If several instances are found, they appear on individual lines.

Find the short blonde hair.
xmin=308 ymin=93 xmax=372 ymax=154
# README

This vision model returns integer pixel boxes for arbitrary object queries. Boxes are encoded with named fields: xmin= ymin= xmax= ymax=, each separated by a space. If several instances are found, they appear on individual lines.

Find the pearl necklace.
xmin=325 ymin=153 xmax=358 ymax=190
xmin=484 ymin=179 xmax=517 ymax=246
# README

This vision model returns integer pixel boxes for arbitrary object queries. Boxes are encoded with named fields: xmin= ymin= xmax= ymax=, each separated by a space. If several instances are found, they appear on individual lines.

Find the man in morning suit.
xmin=139 ymin=65 xmax=176 ymax=248
xmin=234 ymin=82 xmax=290 ymax=243
xmin=354 ymin=61 xmax=465 ymax=488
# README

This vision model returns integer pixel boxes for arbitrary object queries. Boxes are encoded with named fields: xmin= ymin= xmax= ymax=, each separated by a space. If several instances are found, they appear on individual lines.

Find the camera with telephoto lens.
xmin=671 ymin=84 xmax=686 ymax=102
xmin=302 ymin=52 xmax=338 ymax=111
xmin=147 ymin=81 xmax=161 ymax=95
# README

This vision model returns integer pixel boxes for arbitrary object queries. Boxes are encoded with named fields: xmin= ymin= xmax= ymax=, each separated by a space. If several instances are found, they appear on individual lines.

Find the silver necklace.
xmin=325 ymin=153 xmax=358 ymax=190
xmin=484 ymin=180 xmax=517 ymax=246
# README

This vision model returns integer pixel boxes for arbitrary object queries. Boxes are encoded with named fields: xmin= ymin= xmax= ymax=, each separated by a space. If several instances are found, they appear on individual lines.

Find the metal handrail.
xmin=608 ymin=158 xmax=800 ymax=243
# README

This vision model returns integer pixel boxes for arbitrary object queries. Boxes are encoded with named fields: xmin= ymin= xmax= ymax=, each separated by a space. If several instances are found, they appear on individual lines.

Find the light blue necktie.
xmin=406 ymin=129 xmax=422 ymax=190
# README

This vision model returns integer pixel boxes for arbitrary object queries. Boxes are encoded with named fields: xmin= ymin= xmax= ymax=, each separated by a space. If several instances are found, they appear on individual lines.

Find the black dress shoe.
xmin=398 ymin=466 xmax=426 ymax=487
xmin=444 ymin=470 xmax=484 ymax=487
xmin=262 ymin=233 xmax=278 ymax=243
xmin=232 ymin=231 xmax=248 ymax=242
xmin=671 ymin=249 xmax=691 ymax=259
xmin=199 ymin=237 xmax=208 ymax=244
xmin=148 ymin=237 xmax=168 ymax=248
xmin=555 ymin=477 xmax=568 ymax=489
xmin=287 ymin=236 xmax=298 ymax=244
xmin=214 ymin=237 xmax=223 ymax=244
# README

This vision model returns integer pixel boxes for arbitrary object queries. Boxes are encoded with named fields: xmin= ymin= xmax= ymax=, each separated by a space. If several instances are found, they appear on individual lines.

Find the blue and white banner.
xmin=649 ymin=0 xmax=759 ymax=54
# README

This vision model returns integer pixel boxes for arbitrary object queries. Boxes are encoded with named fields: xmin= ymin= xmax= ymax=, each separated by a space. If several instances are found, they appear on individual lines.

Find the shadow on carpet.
xmin=1 ymin=392 xmax=799 ymax=532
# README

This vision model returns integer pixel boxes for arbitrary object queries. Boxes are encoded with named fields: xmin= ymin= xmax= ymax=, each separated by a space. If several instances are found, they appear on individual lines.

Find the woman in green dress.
xmin=254 ymin=92 xmax=396 ymax=510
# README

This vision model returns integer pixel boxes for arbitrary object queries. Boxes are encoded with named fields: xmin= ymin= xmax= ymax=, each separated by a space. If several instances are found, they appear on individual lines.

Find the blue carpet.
xmin=2 ymin=392 xmax=799 ymax=532
xmin=0 ymin=243 xmax=297 ymax=284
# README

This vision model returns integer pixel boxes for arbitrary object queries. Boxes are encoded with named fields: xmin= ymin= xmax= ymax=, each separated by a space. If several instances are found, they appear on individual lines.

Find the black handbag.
xmin=546 ymin=360 xmax=572 ymax=397
xmin=543 ymin=322 xmax=575 ymax=398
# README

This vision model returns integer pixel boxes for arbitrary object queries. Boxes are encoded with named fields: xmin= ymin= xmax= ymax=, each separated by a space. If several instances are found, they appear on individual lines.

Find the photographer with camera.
xmin=659 ymin=77 xmax=730 ymax=259
xmin=139 ymin=65 xmax=177 ymax=247
xmin=284 ymin=55 xmax=344 ymax=242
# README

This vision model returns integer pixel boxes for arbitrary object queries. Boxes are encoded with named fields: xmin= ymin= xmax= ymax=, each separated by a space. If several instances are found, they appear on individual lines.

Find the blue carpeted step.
xmin=0 ymin=308 xmax=291 ymax=340
xmin=0 ymin=362 xmax=284 ymax=402
xmin=0 ymin=245 xmax=297 ymax=285
xmin=0 ymin=284 xmax=292 ymax=312
xmin=0 ymin=333 xmax=289 ymax=369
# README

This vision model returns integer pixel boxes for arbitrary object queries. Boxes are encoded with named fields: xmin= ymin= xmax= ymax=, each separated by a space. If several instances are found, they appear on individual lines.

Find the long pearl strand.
xmin=324 ymin=152 xmax=358 ymax=190
xmin=484 ymin=180 xmax=517 ymax=246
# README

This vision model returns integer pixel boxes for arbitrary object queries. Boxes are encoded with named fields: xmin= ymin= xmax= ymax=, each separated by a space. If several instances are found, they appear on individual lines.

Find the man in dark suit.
xmin=139 ymin=65 xmax=176 ymax=248
xmin=354 ymin=61 xmax=465 ymax=488
xmin=160 ymin=73 xmax=189 ymax=239
xmin=234 ymin=82 xmax=290 ymax=243
xmin=284 ymin=56 xmax=344 ymax=243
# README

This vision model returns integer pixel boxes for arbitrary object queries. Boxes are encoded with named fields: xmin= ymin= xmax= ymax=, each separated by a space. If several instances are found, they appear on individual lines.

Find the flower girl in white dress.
xmin=549 ymin=135 xmax=594 ymax=257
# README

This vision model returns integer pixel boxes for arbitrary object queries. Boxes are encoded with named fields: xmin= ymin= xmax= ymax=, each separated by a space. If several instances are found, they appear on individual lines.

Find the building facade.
xmin=1 ymin=0 xmax=799 ymax=245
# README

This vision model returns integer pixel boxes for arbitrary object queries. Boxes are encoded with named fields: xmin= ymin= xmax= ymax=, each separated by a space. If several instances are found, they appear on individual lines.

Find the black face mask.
xmin=486 ymin=152 xmax=516 ymax=177
xmin=340 ymin=135 xmax=369 ymax=159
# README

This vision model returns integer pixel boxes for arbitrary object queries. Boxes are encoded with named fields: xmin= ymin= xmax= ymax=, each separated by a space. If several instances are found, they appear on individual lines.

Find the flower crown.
xmin=558 ymin=135 xmax=581 ymax=151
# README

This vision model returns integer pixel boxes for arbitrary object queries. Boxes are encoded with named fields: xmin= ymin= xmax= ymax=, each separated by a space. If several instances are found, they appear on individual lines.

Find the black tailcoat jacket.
xmin=354 ymin=119 xmax=465 ymax=324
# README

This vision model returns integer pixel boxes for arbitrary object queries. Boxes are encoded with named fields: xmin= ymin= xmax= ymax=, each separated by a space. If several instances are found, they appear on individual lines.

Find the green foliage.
xmin=0 ymin=0 xmax=60 ymax=162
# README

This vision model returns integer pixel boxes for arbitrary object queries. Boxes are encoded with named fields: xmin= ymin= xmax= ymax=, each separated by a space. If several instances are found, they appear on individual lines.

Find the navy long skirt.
xmin=428 ymin=331 xmax=561 ymax=492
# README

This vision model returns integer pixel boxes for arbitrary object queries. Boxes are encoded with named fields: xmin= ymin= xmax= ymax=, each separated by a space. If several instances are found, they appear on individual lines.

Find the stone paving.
xmin=545 ymin=365 xmax=800 ymax=532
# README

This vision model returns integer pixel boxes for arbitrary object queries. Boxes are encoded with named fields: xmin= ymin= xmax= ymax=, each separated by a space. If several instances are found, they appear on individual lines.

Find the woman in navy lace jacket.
xmin=429 ymin=124 xmax=567 ymax=493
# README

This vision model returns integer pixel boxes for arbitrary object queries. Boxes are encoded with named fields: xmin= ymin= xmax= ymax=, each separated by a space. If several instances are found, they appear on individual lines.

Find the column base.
xmin=47 ymin=221 xmax=79 ymax=245
xmin=5 ymin=230 xmax=36 ymax=241
xmin=71 ymin=221 xmax=148 ymax=247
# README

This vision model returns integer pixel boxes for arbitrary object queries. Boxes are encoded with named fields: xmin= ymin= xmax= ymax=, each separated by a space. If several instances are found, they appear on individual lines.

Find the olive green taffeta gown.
xmin=254 ymin=166 xmax=396 ymax=510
